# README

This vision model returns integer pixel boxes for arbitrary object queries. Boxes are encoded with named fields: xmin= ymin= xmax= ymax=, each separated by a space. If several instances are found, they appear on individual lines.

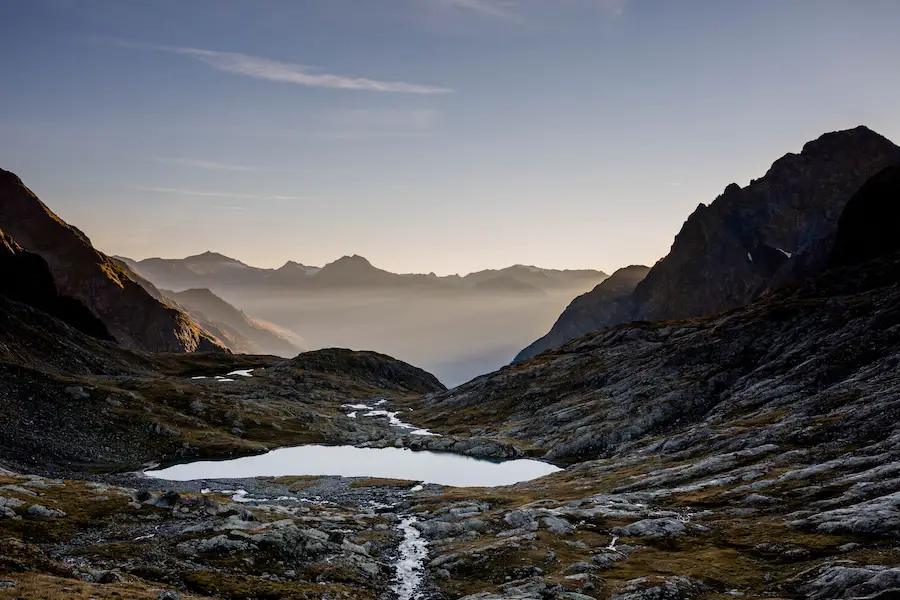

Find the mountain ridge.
xmin=122 ymin=252 xmax=608 ymax=294
xmin=516 ymin=125 xmax=900 ymax=361
xmin=0 ymin=169 xmax=228 ymax=354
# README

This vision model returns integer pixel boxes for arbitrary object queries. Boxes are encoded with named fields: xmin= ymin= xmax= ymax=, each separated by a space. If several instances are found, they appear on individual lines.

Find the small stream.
xmin=392 ymin=516 xmax=429 ymax=600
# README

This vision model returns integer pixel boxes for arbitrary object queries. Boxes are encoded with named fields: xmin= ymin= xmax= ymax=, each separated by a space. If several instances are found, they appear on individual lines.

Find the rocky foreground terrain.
xmin=2 ymin=255 xmax=900 ymax=599
xmin=2 ymin=142 xmax=900 ymax=599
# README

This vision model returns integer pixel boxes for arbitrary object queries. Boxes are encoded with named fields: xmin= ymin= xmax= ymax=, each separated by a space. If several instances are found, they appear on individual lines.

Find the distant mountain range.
xmin=118 ymin=252 xmax=607 ymax=295
xmin=517 ymin=125 xmax=900 ymax=361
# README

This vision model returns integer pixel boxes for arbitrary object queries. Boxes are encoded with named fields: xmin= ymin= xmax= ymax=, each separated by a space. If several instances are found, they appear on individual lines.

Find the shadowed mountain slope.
xmin=0 ymin=228 xmax=111 ymax=341
xmin=0 ymin=169 xmax=227 ymax=353
xmin=830 ymin=163 xmax=900 ymax=268
xmin=516 ymin=126 xmax=900 ymax=361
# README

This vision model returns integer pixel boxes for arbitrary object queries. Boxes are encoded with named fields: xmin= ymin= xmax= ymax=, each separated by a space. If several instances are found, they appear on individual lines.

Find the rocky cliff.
xmin=0 ymin=169 xmax=227 ymax=353
xmin=517 ymin=126 xmax=900 ymax=361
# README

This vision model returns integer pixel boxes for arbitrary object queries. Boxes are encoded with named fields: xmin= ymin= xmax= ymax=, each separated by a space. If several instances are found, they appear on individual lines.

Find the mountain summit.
xmin=517 ymin=126 xmax=900 ymax=361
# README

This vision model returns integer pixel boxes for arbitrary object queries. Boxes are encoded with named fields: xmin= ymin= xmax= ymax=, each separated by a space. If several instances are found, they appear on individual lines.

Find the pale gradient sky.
xmin=1 ymin=0 xmax=899 ymax=275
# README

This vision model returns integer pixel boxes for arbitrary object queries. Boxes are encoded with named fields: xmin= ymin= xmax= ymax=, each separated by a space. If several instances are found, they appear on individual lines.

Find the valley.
xmin=2 ymin=128 xmax=900 ymax=599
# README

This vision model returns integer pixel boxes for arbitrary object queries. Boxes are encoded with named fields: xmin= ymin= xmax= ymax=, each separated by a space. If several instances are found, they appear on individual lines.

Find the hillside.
xmin=164 ymin=288 xmax=306 ymax=357
xmin=0 ymin=169 xmax=227 ymax=353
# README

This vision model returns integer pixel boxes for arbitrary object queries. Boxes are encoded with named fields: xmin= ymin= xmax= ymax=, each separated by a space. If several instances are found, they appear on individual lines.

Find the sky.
xmin=1 ymin=0 xmax=899 ymax=276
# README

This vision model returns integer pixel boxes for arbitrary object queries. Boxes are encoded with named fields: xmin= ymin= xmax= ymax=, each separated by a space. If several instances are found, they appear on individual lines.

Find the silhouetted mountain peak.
xmin=185 ymin=251 xmax=246 ymax=265
xmin=517 ymin=126 xmax=900 ymax=361
xmin=329 ymin=254 xmax=373 ymax=267
xmin=278 ymin=260 xmax=316 ymax=271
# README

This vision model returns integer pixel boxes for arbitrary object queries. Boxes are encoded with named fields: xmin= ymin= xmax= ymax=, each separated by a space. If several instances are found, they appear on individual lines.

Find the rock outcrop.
xmin=0 ymin=169 xmax=226 ymax=353
xmin=517 ymin=126 xmax=900 ymax=360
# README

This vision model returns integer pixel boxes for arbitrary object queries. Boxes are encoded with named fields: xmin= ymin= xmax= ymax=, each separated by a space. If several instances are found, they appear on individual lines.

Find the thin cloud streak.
xmin=137 ymin=186 xmax=314 ymax=201
xmin=433 ymin=0 xmax=628 ymax=22
xmin=123 ymin=41 xmax=452 ymax=94
xmin=157 ymin=157 xmax=258 ymax=172
xmin=448 ymin=0 xmax=521 ymax=21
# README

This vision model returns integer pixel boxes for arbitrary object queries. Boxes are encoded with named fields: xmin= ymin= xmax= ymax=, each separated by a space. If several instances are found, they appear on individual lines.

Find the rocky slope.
xmin=0 ymin=228 xmax=111 ymax=340
xmin=517 ymin=126 xmax=900 ymax=360
xmin=2 ymin=252 xmax=900 ymax=599
xmin=516 ymin=265 xmax=650 ymax=361
xmin=3 ymin=139 xmax=900 ymax=599
xmin=163 ymin=288 xmax=306 ymax=357
xmin=421 ymin=251 xmax=900 ymax=463
xmin=0 ymin=169 xmax=227 ymax=353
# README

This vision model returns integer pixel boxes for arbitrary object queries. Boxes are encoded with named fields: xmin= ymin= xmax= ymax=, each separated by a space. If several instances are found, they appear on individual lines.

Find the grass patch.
xmin=349 ymin=478 xmax=416 ymax=488
xmin=183 ymin=570 xmax=376 ymax=600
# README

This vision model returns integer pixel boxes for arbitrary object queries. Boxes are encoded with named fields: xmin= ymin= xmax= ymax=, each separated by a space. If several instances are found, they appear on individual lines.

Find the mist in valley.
xmin=184 ymin=284 xmax=594 ymax=387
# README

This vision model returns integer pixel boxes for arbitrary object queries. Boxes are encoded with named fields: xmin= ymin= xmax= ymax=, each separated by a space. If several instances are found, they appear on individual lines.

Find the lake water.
xmin=145 ymin=444 xmax=561 ymax=487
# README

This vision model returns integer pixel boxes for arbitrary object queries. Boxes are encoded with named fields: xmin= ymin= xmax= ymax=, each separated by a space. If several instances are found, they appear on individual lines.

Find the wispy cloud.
xmin=137 ymin=186 xmax=313 ymax=201
xmin=447 ymin=0 xmax=521 ymax=21
xmin=157 ymin=157 xmax=258 ymax=172
xmin=431 ymin=0 xmax=628 ymax=22
xmin=122 ymin=41 xmax=451 ymax=94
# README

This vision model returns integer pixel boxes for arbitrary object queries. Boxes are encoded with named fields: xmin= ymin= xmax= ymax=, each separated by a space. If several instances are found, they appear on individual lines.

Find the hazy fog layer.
xmin=197 ymin=286 xmax=591 ymax=387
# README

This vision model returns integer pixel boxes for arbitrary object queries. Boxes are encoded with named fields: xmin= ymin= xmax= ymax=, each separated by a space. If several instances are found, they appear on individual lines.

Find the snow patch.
xmin=778 ymin=248 xmax=793 ymax=258
xmin=747 ymin=252 xmax=753 ymax=262
xmin=227 ymin=369 xmax=254 ymax=377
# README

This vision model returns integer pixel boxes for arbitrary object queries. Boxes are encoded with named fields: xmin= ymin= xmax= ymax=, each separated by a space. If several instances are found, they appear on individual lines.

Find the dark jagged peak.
xmin=0 ymin=168 xmax=227 ymax=353
xmin=830 ymin=163 xmax=900 ymax=268
xmin=515 ymin=126 xmax=900 ymax=360
xmin=630 ymin=126 xmax=900 ymax=323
